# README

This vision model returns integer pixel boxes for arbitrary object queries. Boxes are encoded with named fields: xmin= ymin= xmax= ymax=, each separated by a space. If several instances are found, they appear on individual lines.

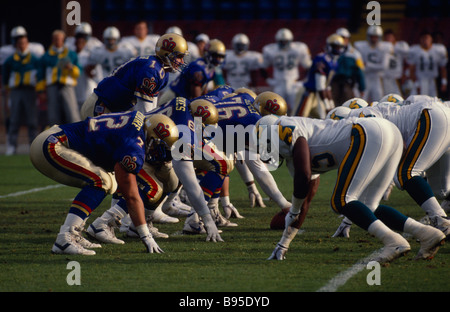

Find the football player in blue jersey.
xmin=88 ymin=96 xmax=226 ymax=242
xmin=295 ymin=34 xmax=345 ymax=118
xmin=158 ymin=39 xmax=227 ymax=104
xmin=191 ymin=90 xmax=291 ymax=222
xmin=30 ymin=112 xmax=179 ymax=255
xmin=80 ymin=33 xmax=189 ymax=119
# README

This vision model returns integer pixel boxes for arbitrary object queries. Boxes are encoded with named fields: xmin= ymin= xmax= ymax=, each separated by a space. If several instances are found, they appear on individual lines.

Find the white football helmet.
xmin=232 ymin=33 xmax=250 ymax=55
xmin=11 ymin=26 xmax=27 ymax=39
xmin=275 ymin=28 xmax=293 ymax=49
xmin=75 ymin=22 xmax=93 ymax=37
xmin=342 ymin=98 xmax=369 ymax=109
xmin=379 ymin=93 xmax=404 ymax=105
xmin=103 ymin=26 xmax=121 ymax=49
xmin=166 ymin=26 xmax=183 ymax=36
xmin=367 ymin=25 xmax=383 ymax=46
xmin=336 ymin=27 xmax=351 ymax=39
xmin=326 ymin=106 xmax=351 ymax=120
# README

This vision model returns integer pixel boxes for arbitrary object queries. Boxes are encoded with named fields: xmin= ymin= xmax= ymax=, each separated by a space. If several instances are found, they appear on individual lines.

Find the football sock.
xmin=339 ymin=200 xmax=377 ymax=231
xmin=68 ymin=186 xmax=106 ymax=220
xmin=403 ymin=176 xmax=446 ymax=216
xmin=199 ymin=171 xmax=224 ymax=201
xmin=374 ymin=205 xmax=408 ymax=232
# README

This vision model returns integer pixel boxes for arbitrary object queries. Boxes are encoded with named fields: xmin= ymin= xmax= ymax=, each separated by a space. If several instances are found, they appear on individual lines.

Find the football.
xmin=270 ymin=207 xmax=289 ymax=230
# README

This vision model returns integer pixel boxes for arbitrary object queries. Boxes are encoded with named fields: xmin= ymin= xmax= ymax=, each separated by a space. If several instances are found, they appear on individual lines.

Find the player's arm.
xmin=286 ymin=136 xmax=313 ymax=229
xmin=114 ymin=162 xmax=163 ymax=253
xmin=114 ymin=162 xmax=145 ymax=227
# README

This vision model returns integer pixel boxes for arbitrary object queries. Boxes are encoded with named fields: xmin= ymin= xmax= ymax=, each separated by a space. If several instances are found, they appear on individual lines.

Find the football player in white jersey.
xmin=333 ymin=97 xmax=450 ymax=239
xmin=262 ymin=28 xmax=311 ymax=114
xmin=120 ymin=20 xmax=160 ymax=56
xmin=66 ymin=22 xmax=103 ymax=53
xmin=223 ymin=33 xmax=264 ymax=90
xmin=260 ymin=113 xmax=445 ymax=262
xmin=86 ymin=26 xmax=136 ymax=81
xmin=354 ymin=25 xmax=392 ymax=103
xmin=407 ymin=30 xmax=448 ymax=97
xmin=382 ymin=29 xmax=410 ymax=96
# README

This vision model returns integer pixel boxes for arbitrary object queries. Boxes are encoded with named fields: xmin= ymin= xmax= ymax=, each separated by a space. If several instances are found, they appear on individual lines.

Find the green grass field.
xmin=0 ymin=154 xmax=449 ymax=293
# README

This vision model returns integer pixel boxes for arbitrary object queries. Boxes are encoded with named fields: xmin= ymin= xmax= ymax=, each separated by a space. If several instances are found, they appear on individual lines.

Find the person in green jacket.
xmin=37 ymin=30 xmax=81 ymax=127
xmin=2 ymin=33 xmax=41 ymax=155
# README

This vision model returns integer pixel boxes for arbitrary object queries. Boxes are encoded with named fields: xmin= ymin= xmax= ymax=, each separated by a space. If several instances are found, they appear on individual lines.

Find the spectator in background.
xmin=37 ymin=30 xmax=81 ymax=127
xmin=66 ymin=22 xmax=103 ymax=53
xmin=120 ymin=20 xmax=160 ymax=56
xmin=432 ymin=31 xmax=449 ymax=100
xmin=195 ymin=33 xmax=210 ymax=57
xmin=0 ymin=26 xmax=45 ymax=65
xmin=330 ymin=28 xmax=365 ymax=106
xmin=72 ymin=25 xmax=100 ymax=111
xmin=2 ymin=32 xmax=40 ymax=155
xmin=407 ymin=30 xmax=448 ymax=98
xmin=382 ymin=29 xmax=410 ymax=97
xmin=223 ymin=33 xmax=264 ymax=90
xmin=262 ymin=28 xmax=311 ymax=115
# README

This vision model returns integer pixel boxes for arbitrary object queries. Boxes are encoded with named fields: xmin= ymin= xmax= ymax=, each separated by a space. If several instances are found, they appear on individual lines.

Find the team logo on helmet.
xmin=161 ymin=37 xmax=177 ymax=52
xmin=153 ymin=122 xmax=171 ymax=140
xmin=194 ymin=105 xmax=211 ymax=121
xmin=264 ymin=100 xmax=281 ymax=114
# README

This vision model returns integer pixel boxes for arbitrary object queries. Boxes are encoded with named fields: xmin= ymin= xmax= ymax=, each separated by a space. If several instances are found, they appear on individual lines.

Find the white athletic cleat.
xmin=150 ymin=209 xmax=179 ymax=224
xmin=179 ymin=187 xmax=191 ymax=206
xmin=414 ymin=225 xmax=446 ymax=260
xmin=182 ymin=212 xmax=212 ymax=235
xmin=372 ymin=233 xmax=411 ymax=263
xmin=126 ymin=221 xmax=169 ymax=239
xmin=441 ymin=200 xmax=450 ymax=214
xmin=214 ymin=211 xmax=238 ymax=227
xmin=223 ymin=203 xmax=244 ymax=219
xmin=87 ymin=216 xmax=125 ymax=245
xmin=72 ymin=226 xmax=102 ymax=249
xmin=429 ymin=215 xmax=450 ymax=238
xmin=182 ymin=220 xmax=207 ymax=235
xmin=162 ymin=195 xmax=191 ymax=217
xmin=52 ymin=228 xmax=96 ymax=256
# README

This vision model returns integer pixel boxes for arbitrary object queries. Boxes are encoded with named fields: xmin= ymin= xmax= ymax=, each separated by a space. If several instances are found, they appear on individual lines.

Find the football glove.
xmin=202 ymin=214 xmax=224 ymax=242
xmin=248 ymin=187 xmax=266 ymax=208
xmin=141 ymin=234 xmax=164 ymax=253
xmin=332 ymin=219 xmax=352 ymax=238
xmin=267 ymin=243 xmax=288 ymax=260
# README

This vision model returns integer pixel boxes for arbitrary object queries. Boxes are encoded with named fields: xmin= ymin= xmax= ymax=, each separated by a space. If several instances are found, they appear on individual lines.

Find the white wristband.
xmin=136 ymin=224 xmax=150 ymax=238
xmin=442 ymin=78 xmax=448 ymax=86
xmin=291 ymin=195 xmax=305 ymax=215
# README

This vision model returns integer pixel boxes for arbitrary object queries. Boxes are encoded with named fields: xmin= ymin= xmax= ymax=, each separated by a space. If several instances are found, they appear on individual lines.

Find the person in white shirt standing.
xmin=355 ymin=25 xmax=392 ymax=103
xmin=262 ymin=28 xmax=311 ymax=115
xmin=407 ymin=30 xmax=448 ymax=97
xmin=86 ymin=26 xmax=135 ymax=81
xmin=382 ymin=29 xmax=410 ymax=97
xmin=223 ymin=33 xmax=263 ymax=91
xmin=120 ymin=20 xmax=160 ymax=56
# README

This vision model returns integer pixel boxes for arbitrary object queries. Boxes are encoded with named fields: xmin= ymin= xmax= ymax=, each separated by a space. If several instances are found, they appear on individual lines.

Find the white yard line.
xmin=316 ymin=249 xmax=382 ymax=292
xmin=0 ymin=184 xmax=64 ymax=199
